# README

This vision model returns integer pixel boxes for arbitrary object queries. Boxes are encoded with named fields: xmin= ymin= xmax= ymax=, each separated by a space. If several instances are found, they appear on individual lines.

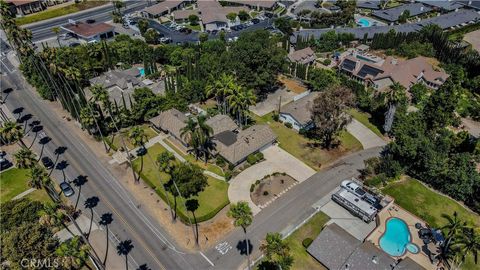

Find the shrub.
xmin=256 ymin=179 xmax=261 ymax=185
xmin=228 ymin=163 xmax=235 ymax=171
xmin=281 ymin=172 xmax=286 ymax=176
xmin=250 ymin=184 xmax=255 ymax=192
xmin=364 ymin=173 xmax=388 ymax=187
xmin=247 ymin=153 xmax=258 ymax=165
xmin=284 ymin=122 xmax=293 ymax=128
xmin=323 ymin=59 xmax=331 ymax=65
xmin=255 ymin=152 xmax=264 ymax=160
xmin=215 ymin=156 xmax=226 ymax=167
xmin=302 ymin=238 xmax=313 ymax=248
xmin=263 ymin=191 xmax=269 ymax=196
xmin=225 ymin=171 xmax=232 ymax=181
xmin=272 ymin=113 xmax=279 ymax=121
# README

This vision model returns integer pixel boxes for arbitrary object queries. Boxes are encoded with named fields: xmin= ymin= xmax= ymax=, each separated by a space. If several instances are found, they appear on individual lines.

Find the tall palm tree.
xmin=72 ymin=175 xmax=88 ymax=211
xmin=453 ymin=227 xmax=480 ymax=268
xmin=28 ymin=165 xmax=49 ymax=190
xmin=181 ymin=118 xmax=201 ymax=160
xmin=129 ymin=126 xmax=147 ymax=183
xmin=84 ymin=196 xmax=100 ymax=239
xmin=99 ymin=213 xmax=114 ymax=267
xmin=206 ymin=73 xmax=236 ymax=114
xmin=260 ymin=232 xmax=294 ymax=270
xmin=382 ymin=82 xmax=406 ymax=133
xmin=52 ymin=26 xmax=61 ymax=46
xmin=55 ymin=236 xmax=91 ymax=269
xmin=442 ymin=212 xmax=467 ymax=246
xmin=13 ymin=148 xmax=37 ymax=168
xmin=196 ymin=115 xmax=214 ymax=164
xmin=228 ymin=201 xmax=253 ymax=270
xmin=186 ymin=199 xmax=200 ymax=246
xmin=157 ymin=151 xmax=175 ymax=173
xmin=0 ymin=120 xmax=26 ymax=147
xmin=164 ymin=179 xmax=180 ymax=221
xmin=228 ymin=86 xmax=256 ymax=127
xmin=117 ymin=240 xmax=134 ymax=270
xmin=80 ymin=106 xmax=100 ymax=134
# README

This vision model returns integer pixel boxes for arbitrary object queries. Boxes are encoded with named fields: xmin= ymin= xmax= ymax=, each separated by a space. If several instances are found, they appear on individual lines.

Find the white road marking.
xmin=199 ymin=252 xmax=215 ymax=267
xmin=215 ymin=241 xmax=232 ymax=255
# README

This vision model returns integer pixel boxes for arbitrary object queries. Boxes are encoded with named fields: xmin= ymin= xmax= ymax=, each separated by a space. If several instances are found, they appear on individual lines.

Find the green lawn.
xmin=16 ymin=1 xmax=108 ymax=25
xmin=132 ymin=143 xmax=229 ymax=223
xmin=285 ymin=211 xmax=330 ymax=270
xmin=108 ymin=124 xmax=158 ymax=151
xmin=253 ymin=113 xmax=362 ymax=170
xmin=185 ymin=24 xmax=201 ymax=31
xmin=0 ymin=168 xmax=30 ymax=203
xmin=163 ymin=139 xmax=225 ymax=177
xmin=348 ymin=108 xmax=383 ymax=137
xmin=383 ymin=177 xmax=480 ymax=228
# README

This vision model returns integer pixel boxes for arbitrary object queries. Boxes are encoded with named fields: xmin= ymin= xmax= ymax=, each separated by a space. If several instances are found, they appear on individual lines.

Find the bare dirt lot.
xmin=251 ymin=173 xmax=297 ymax=206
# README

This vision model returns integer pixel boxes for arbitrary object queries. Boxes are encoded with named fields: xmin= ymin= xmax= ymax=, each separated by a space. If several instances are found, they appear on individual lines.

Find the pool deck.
xmin=366 ymin=199 xmax=437 ymax=270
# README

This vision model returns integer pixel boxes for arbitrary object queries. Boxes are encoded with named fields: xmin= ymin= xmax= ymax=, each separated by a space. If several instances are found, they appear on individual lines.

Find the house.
xmin=143 ymin=0 xmax=189 ymax=18
xmin=307 ymin=223 xmax=424 ymax=270
xmin=221 ymin=0 xmax=278 ymax=11
xmin=6 ymin=0 xmax=44 ymax=16
xmin=214 ymin=124 xmax=277 ymax=165
xmin=417 ymin=0 xmax=464 ymax=12
xmin=61 ymin=21 xmax=115 ymax=42
xmin=357 ymin=0 xmax=381 ymax=10
xmin=149 ymin=108 xmax=188 ymax=145
xmin=339 ymin=55 xmax=449 ymax=90
xmin=279 ymin=92 xmax=319 ymax=131
xmin=88 ymin=68 xmax=145 ymax=109
xmin=287 ymin=47 xmax=316 ymax=65
xmin=205 ymin=114 xmax=238 ymax=135
xmin=372 ymin=3 xmax=432 ymax=23
xmin=172 ymin=9 xmax=199 ymax=22
xmin=198 ymin=0 xmax=249 ymax=31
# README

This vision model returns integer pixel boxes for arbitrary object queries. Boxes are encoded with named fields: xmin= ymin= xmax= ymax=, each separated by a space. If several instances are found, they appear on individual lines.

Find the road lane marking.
xmin=199 ymin=252 xmax=215 ymax=267
xmin=215 ymin=241 xmax=232 ymax=255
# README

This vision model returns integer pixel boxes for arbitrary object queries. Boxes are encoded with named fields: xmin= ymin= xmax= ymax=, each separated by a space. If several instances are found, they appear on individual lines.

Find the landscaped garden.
xmin=15 ymin=1 xmax=108 ymax=25
xmin=250 ymin=173 xmax=297 ymax=206
xmin=253 ymin=113 xmax=362 ymax=170
xmin=107 ymin=124 xmax=158 ymax=151
xmin=132 ymin=143 xmax=229 ymax=223
xmin=284 ymin=211 xmax=330 ymax=270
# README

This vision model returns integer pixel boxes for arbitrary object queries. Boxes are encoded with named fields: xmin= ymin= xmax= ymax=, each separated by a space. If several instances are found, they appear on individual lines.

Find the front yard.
xmin=107 ymin=124 xmax=158 ymax=151
xmin=253 ymin=113 xmax=362 ymax=170
xmin=0 ymin=168 xmax=51 ymax=203
xmin=132 ymin=143 xmax=229 ymax=223
xmin=284 ymin=211 xmax=330 ymax=270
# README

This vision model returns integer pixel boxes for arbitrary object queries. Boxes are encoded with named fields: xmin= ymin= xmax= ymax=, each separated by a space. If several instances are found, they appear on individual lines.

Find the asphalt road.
xmin=202 ymin=146 xmax=382 ymax=269
xmin=2 ymin=68 xmax=210 ymax=270
xmin=24 ymin=1 xmax=149 ymax=42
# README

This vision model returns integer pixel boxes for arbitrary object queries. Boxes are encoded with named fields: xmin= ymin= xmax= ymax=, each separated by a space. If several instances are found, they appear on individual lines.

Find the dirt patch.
xmin=251 ymin=174 xmax=297 ymax=206
xmin=278 ymin=75 xmax=307 ymax=94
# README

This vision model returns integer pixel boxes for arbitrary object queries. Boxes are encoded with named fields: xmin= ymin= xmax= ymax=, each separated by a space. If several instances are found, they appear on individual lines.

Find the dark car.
xmin=252 ymin=18 xmax=260 ymax=24
xmin=60 ymin=182 xmax=74 ymax=197
xmin=69 ymin=42 xmax=80 ymax=47
xmin=264 ymin=26 xmax=274 ymax=30
xmin=211 ymin=30 xmax=218 ymax=35
xmin=86 ymin=19 xmax=96 ymax=24
xmin=230 ymin=25 xmax=239 ymax=31
xmin=0 ymin=157 xmax=12 ymax=171
xmin=41 ymin=156 xmax=54 ymax=170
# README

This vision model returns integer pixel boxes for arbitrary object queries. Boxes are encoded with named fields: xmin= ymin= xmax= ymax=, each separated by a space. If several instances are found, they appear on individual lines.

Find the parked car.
xmin=60 ymin=182 xmax=74 ymax=197
xmin=211 ymin=30 xmax=218 ymax=35
xmin=252 ymin=18 xmax=260 ymax=24
xmin=159 ymin=37 xmax=172 ymax=43
xmin=86 ymin=19 xmax=96 ymax=24
xmin=0 ymin=154 xmax=12 ymax=172
xmin=41 ymin=156 xmax=54 ymax=170
xmin=341 ymin=179 xmax=366 ymax=197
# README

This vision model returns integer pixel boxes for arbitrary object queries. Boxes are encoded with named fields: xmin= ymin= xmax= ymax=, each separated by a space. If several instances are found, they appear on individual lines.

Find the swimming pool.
xmin=357 ymin=18 xmax=371 ymax=27
xmin=379 ymin=217 xmax=419 ymax=257
xmin=139 ymin=67 xmax=145 ymax=76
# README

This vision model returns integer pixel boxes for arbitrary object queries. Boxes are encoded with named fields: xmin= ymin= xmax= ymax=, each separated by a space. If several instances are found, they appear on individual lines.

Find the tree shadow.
xmin=1 ymin=88 xmax=13 ymax=103
xmin=236 ymin=239 xmax=253 ymax=256
xmin=54 ymin=146 xmax=68 ymax=156
xmin=12 ymin=107 xmax=24 ymax=118
xmin=56 ymin=160 xmax=69 ymax=182
xmin=17 ymin=113 xmax=32 ymax=131
xmin=136 ymin=264 xmax=151 ymax=270
xmin=27 ymin=120 xmax=41 ymax=134
xmin=38 ymin=136 xmax=51 ymax=160
xmin=73 ymin=175 xmax=88 ymax=210
xmin=29 ymin=125 xmax=43 ymax=149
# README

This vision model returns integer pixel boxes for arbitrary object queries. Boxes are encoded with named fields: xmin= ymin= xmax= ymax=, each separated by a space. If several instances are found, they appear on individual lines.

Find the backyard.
xmin=107 ymin=124 xmax=158 ymax=151
xmin=383 ymin=177 xmax=480 ymax=270
xmin=132 ymin=143 xmax=229 ymax=223
xmin=0 ymin=168 xmax=50 ymax=203
xmin=284 ymin=211 xmax=330 ymax=270
xmin=15 ymin=1 xmax=108 ymax=25
xmin=253 ymin=113 xmax=362 ymax=170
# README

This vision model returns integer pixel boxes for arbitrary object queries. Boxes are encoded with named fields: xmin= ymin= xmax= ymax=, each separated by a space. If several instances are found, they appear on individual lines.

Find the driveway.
xmin=346 ymin=119 xmax=386 ymax=149
xmin=249 ymin=88 xmax=296 ymax=116
xmin=228 ymin=145 xmax=315 ymax=215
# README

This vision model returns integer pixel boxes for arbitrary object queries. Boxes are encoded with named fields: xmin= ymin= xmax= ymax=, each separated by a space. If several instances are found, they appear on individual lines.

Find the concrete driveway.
xmin=228 ymin=145 xmax=315 ymax=215
xmin=346 ymin=119 xmax=386 ymax=149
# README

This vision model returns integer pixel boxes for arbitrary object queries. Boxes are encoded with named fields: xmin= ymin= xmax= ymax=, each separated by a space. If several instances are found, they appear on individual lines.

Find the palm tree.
xmin=72 ymin=175 xmax=88 ymax=211
xmin=164 ymin=179 xmax=180 ymax=221
xmin=55 ymin=236 xmax=91 ymax=269
xmin=80 ymin=105 xmax=100 ymax=134
xmin=206 ymin=73 xmax=236 ymax=114
xmin=382 ymin=82 xmax=406 ymax=133
xmin=129 ymin=126 xmax=147 ymax=183
xmin=52 ymin=26 xmax=61 ymax=46
xmin=260 ymin=232 xmax=294 ymax=270
xmin=453 ymin=227 xmax=480 ymax=268
xmin=228 ymin=201 xmax=253 ymax=270
xmin=157 ymin=151 xmax=175 ymax=173
xmin=28 ymin=165 xmax=49 ymax=190
xmin=13 ymin=148 xmax=37 ymax=168
xmin=0 ymin=120 xmax=26 ymax=147
xmin=196 ymin=115 xmax=214 ymax=164
xmin=117 ymin=240 xmax=134 ymax=270
xmin=181 ymin=118 xmax=201 ymax=159
xmin=228 ymin=86 xmax=256 ymax=127
xmin=99 ymin=213 xmax=114 ymax=267
xmin=84 ymin=196 xmax=100 ymax=239
xmin=186 ymin=199 xmax=200 ymax=246
xmin=442 ymin=212 xmax=467 ymax=246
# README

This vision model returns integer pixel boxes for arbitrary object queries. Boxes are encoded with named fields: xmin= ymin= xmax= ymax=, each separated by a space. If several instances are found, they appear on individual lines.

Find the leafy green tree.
xmin=0 ymin=198 xmax=43 ymax=234
xmin=311 ymin=86 xmax=355 ymax=148
xmin=382 ymin=82 xmax=407 ymax=133
xmin=422 ymin=80 xmax=459 ymax=130
xmin=157 ymin=151 xmax=175 ymax=173
xmin=228 ymin=201 xmax=253 ymax=269
xmin=138 ymin=19 xmax=149 ymax=35
xmin=410 ymin=83 xmax=429 ymax=105
xmin=13 ymin=148 xmax=37 ymax=168
xmin=308 ymin=68 xmax=339 ymax=91
xmin=274 ymin=17 xmax=293 ymax=35
xmin=206 ymin=73 xmax=236 ymax=114
xmin=188 ymin=14 xmax=199 ymax=26
xmin=55 ymin=236 xmax=90 ymax=269
xmin=398 ymin=10 xmax=410 ymax=23
xmin=52 ymin=26 xmax=61 ymax=46
xmin=238 ymin=10 xmax=250 ymax=21
xmin=144 ymin=28 xmax=159 ymax=44
xmin=226 ymin=12 xmax=237 ymax=23
xmin=260 ymin=232 xmax=294 ymax=270
xmin=0 ymin=120 xmax=26 ymax=147
xmin=199 ymin=32 xmax=209 ymax=43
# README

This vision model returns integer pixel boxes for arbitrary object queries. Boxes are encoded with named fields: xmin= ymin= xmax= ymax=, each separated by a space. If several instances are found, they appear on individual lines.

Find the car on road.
xmin=159 ymin=37 xmax=172 ymax=43
xmin=60 ymin=182 xmax=74 ymax=197
xmin=86 ymin=19 xmax=96 ymax=24
xmin=0 ymin=152 xmax=12 ymax=172
xmin=41 ymin=156 xmax=54 ymax=170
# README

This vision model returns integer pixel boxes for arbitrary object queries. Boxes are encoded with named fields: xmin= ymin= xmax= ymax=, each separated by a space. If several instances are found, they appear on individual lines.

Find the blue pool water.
xmin=357 ymin=18 xmax=371 ymax=27
xmin=139 ymin=68 xmax=145 ymax=76
xmin=379 ymin=218 xmax=413 ymax=257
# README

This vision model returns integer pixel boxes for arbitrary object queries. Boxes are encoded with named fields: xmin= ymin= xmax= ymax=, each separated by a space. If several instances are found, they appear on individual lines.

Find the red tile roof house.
xmin=339 ymin=55 xmax=449 ymax=91
xmin=61 ymin=21 xmax=115 ymax=43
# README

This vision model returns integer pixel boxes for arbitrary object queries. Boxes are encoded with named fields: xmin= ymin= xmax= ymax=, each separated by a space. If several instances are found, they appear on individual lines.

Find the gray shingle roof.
xmin=357 ymin=0 xmax=381 ymax=10
xmin=307 ymin=223 xmax=361 ymax=270
xmin=205 ymin=114 xmax=238 ymax=135
xmin=280 ymin=92 xmax=319 ymax=126
xmin=144 ymin=0 xmax=185 ymax=16
xmin=395 ymin=257 xmax=425 ymax=270
xmin=287 ymin=47 xmax=316 ymax=64
xmin=372 ymin=3 xmax=432 ymax=22
xmin=291 ymin=9 xmax=480 ymax=42
xmin=342 ymin=242 xmax=397 ymax=270
xmin=417 ymin=0 xmax=464 ymax=11
xmin=149 ymin=108 xmax=188 ymax=142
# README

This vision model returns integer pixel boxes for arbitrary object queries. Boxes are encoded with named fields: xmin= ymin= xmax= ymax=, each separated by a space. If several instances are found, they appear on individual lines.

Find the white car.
xmin=341 ymin=179 xmax=366 ymax=197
